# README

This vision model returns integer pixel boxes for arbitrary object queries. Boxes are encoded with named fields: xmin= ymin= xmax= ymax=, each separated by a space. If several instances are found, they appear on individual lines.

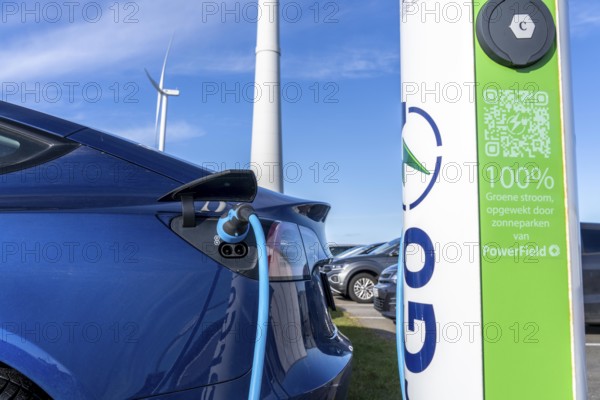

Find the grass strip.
xmin=331 ymin=309 xmax=401 ymax=399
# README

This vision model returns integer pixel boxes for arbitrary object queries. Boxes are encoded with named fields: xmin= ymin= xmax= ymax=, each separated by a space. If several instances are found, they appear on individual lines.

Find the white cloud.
xmin=170 ymin=47 xmax=398 ymax=80
xmin=0 ymin=0 xmax=398 ymax=86
xmin=171 ymin=52 xmax=255 ymax=75
xmin=569 ymin=2 xmax=600 ymax=36
xmin=0 ymin=0 xmax=229 ymax=82
xmin=284 ymin=48 xmax=398 ymax=80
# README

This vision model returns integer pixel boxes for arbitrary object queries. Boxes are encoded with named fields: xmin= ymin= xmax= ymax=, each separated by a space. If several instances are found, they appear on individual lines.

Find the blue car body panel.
xmin=0 ymin=102 xmax=351 ymax=399
xmin=0 ymin=102 xmax=84 ymax=137
xmin=67 ymin=128 xmax=211 ymax=185
xmin=0 ymin=146 xmax=180 ymax=209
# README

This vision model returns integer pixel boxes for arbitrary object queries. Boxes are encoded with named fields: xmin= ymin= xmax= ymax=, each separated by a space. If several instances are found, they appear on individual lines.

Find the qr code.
xmin=482 ymin=89 xmax=551 ymax=158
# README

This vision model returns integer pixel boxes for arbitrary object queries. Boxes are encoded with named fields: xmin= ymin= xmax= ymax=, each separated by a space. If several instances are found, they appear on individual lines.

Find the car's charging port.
xmin=219 ymin=242 xmax=249 ymax=258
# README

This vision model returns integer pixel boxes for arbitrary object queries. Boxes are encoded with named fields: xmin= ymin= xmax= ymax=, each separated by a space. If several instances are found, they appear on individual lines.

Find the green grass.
xmin=331 ymin=309 xmax=401 ymax=400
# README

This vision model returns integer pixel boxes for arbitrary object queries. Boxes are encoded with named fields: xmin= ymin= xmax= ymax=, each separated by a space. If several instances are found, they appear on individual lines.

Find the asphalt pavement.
xmin=587 ymin=326 xmax=600 ymax=399
xmin=335 ymin=296 xmax=396 ymax=339
xmin=334 ymin=295 xmax=600 ymax=398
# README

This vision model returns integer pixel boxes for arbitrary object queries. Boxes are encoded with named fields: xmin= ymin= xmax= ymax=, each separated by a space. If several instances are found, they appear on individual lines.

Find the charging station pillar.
xmin=400 ymin=1 xmax=586 ymax=399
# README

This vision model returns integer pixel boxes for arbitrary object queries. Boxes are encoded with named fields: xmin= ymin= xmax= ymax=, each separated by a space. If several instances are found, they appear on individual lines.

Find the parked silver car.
xmin=322 ymin=238 xmax=400 ymax=303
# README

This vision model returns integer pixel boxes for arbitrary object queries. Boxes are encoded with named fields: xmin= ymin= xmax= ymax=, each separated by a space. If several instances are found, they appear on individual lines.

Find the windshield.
xmin=371 ymin=238 xmax=401 ymax=255
xmin=335 ymin=245 xmax=367 ymax=259
xmin=364 ymin=243 xmax=384 ymax=254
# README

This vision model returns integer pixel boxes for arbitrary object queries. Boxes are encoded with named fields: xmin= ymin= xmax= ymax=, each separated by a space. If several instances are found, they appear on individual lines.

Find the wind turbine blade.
xmin=145 ymin=68 xmax=163 ymax=135
xmin=145 ymin=68 xmax=164 ymax=93
xmin=160 ymin=35 xmax=174 ymax=89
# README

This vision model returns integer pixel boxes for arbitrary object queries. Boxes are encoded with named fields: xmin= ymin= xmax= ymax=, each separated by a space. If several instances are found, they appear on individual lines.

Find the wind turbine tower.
xmin=251 ymin=0 xmax=283 ymax=192
xmin=146 ymin=38 xmax=180 ymax=152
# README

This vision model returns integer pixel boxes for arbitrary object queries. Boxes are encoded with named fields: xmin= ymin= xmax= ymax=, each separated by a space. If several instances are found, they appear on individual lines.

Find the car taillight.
xmin=266 ymin=221 xmax=309 ymax=281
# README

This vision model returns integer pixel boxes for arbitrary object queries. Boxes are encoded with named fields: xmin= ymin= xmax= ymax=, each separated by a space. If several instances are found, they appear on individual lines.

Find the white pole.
xmin=154 ymin=93 xmax=162 ymax=149
xmin=159 ymin=95 xmax=168 ymax=152
xmin=251 ymin=0 xmax=283 ymax=193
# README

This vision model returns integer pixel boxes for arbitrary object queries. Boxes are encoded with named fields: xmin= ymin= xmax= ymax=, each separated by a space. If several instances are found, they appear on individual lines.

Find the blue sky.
xmin=1 ymin=0 xmax=597 ymax=245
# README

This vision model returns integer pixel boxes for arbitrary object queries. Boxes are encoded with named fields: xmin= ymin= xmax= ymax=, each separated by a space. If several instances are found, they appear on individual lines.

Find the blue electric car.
xmin=0 ymin=102 xmax=352 ymax=399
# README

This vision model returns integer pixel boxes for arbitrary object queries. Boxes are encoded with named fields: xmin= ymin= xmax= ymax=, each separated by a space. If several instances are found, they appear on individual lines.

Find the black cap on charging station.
xmin=476 ymin=0 xmax=556 ymax=69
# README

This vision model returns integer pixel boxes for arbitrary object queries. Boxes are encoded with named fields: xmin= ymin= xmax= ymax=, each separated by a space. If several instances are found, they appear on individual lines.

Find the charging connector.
xmin=217 ymin=204 xmax=269 ymax=400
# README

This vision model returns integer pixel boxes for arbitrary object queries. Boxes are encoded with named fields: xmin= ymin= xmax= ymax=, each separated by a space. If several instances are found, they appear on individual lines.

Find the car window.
xmin=364 ymin=243 xmax=384 ymax=254
xmin=0 ymin=134 xmax=20 ymax=158
xmin=329 ymin=245 xmax=354 ymax=256
xmin=371 ymin=238 xmax=401 ymax=255
xmin=0 ymin=125 xmax=77 ymax=175
xmin=335 ymin=245 xmax=366 ymax=259
xmin=582 ymin=228 xmax=600 ymax=254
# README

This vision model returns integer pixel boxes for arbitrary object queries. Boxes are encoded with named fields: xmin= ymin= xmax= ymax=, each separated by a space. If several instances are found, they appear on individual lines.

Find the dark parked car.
xmin=322 ymin=238 xmax=400 ymax=303
xmin=373 ymin=264 xmax=398 ymax=320
xmin=374 ymin=225 xmax=600 ymax=326
xmin=583 ymin=223 xmax=600 ymax=325
xmin=0 ymin=102 xmax=352 ymax=399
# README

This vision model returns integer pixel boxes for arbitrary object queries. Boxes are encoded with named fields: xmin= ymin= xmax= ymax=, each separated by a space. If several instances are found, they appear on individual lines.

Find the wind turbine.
xmin=250 ymin=0 xmax=283 ymax=192
xmin=145 ymin=37 xmax=180 ymax=152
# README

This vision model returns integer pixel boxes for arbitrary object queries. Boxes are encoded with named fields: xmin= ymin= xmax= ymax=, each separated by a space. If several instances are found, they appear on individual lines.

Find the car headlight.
xmin=391 ymin=272 xmax=398 ymax=284
xmin=331 ymin=264 xmax=346 ymax=270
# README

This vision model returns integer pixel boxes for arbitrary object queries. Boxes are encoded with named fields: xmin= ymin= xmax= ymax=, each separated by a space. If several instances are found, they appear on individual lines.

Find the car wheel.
xmin=348 ymin=273 xmax=376 ymax=303
xmin=0 ymin=368 xmax=47 ymax=399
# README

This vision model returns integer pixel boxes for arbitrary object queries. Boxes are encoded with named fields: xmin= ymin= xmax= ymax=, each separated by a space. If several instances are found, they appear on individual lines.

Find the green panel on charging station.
xmin=474 ymin=1 xmax=574 ymax=399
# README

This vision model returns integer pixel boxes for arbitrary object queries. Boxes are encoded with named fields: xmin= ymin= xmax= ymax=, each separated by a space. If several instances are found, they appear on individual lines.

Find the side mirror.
xmin=390 ymin=250 xmax=399 ymax=257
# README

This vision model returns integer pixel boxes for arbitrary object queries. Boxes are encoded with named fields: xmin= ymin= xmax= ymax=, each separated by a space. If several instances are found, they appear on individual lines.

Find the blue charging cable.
xmin=396 ymin=240 xmax=407 ymax=400
xmin=217 ymin=205 xmax=269 ymax=400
